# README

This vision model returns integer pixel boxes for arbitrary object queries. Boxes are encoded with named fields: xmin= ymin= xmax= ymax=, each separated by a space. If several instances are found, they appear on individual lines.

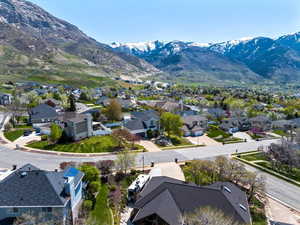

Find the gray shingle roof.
xmin=29 ymin=104 xmax=58 ymax=121
xmin=133 ymin=176 xmax=251 ymax=225
xmin=0 ymin=164 xmax=83 ymax=207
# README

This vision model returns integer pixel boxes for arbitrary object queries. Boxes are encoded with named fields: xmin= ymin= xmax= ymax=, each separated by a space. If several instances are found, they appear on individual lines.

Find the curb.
xmin=266 ymin=193 xmax=300 ymax=213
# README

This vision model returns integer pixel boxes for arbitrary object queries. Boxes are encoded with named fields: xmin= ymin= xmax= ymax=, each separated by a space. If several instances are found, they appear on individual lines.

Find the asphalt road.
xmin=0 ymin=139 xmax=300 ymax=211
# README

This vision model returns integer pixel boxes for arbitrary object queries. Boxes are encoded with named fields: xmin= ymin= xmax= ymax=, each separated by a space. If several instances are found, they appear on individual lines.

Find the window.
xmin=13 ymin=208 xmax=18 ymax=213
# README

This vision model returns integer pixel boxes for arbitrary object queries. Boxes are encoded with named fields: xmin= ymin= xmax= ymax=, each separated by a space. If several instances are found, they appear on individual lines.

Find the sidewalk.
xmin=266 ymin=197 xmax=300 ymax=225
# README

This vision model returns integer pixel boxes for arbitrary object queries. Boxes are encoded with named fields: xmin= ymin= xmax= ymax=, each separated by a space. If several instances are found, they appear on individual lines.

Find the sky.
xmin=29 ymin=0 xmax=300 ymax=44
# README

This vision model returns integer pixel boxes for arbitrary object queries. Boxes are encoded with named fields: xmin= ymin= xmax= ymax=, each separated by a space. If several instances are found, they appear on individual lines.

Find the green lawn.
xmin=206 ymin=126 xmax=231 ymax=142
xmin=4 ymin=129 xmax=24 ymax=141
xmin=256 ymin=161 xmax=300 ymax=182
xmin=88 ymin=184 xmax=113 ymax=225
xmin=273 ymin=129 xmax=288 ymax=137
xmin=240 ymin=153 xmax=268 ymax=162
xmin=27 ymin=136 xmax=119 ymax=153
xmin=251 ymin=197 xmax=268 ymax=225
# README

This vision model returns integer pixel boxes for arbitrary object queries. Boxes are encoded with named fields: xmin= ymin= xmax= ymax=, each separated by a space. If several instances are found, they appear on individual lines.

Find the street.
xmin=0 ymin=139 xmax=300 ymax=211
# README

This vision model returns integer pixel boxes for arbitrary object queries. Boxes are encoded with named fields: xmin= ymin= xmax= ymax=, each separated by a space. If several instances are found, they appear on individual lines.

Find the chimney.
xmin=12 ymin=165 xmax=17 ymax=170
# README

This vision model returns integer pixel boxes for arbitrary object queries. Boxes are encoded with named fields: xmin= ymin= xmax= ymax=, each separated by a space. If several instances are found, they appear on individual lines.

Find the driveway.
xmin=13 ymin=132 xmax=41 ymax=146
xmin=233 ymin=132 xmax=254 ymax=142
xmin=150 ymin=162 xmax=185 ymax=181
xmin=138 ymin=140 xmax=161 ymax=152
xmin=187 ymin=134 xmax=222 ymax=146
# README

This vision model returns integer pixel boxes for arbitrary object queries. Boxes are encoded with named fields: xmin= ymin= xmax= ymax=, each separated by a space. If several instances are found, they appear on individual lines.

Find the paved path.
xmin=0 ymin=138 xmax=300 ymax=211
xmin=233 ymin=132 xmax=254 ymax=142
xmin=187 ymin=134 xmax=222 ymax=146
xmin=138 ymin=140 xmax=161 ymax=152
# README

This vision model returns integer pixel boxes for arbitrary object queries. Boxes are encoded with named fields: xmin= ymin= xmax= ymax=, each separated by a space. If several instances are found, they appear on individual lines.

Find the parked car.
xmin=23 ymin=130 xmax=33 ymax=136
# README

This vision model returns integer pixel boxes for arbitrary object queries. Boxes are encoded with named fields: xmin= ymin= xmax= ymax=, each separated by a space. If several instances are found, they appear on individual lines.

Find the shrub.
xmin=41 ymin=135 xmax=48 ymax=141
xmin=115 ymin=171 xmax=125 ymax=182
xmin=83 ymin=200 xmax=93 ymax=212
xmin=59 ymin=161 xmax=77 ymax=170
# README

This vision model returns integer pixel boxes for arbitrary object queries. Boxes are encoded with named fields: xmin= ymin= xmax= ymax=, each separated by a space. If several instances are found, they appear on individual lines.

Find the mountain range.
xmin=111 ymin=34 xmax=300 ymax=84
xmin=0 ymin=0 xmax=160 ymax=87
xmin=1 ymin=0 xmax=300 ymax=86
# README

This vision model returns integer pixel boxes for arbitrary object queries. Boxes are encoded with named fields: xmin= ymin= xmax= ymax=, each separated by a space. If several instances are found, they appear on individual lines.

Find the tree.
xmin=79 ymin=164 xmax=100 ymax=183
xmin=160 ymin=112 xmax=183 ymax=137
xmin=105 ymin=99 xmax=122 ymax=121
xmin=183 ymin=207 xmax=240 ymax=225
xmin=79 ymin=92 xmax=89 ymax=101
xmin=115 ymin=150 xmax=136 ymax=174
xmin=96 ymin=160 xmax=114 ymax=175
xmin=112 ymin=129 xmax=130 ymax=149
xmin=68 ymin=94 xmax=76 ymax=112
xmin=50 ymin=123 xmax=62 ymax=143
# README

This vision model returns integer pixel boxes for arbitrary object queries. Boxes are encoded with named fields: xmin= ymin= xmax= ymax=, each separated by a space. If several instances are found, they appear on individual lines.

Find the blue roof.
xmin=64 ymin=167 xmax=79 ymax=178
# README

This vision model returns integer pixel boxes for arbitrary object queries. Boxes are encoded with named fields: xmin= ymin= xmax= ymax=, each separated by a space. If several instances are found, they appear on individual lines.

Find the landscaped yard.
xmin=206 ymin=126 xmax=243 ymax=143
xmin=237 ymin=152 xmax=300 ymax=183
xmin=27 ymin=135 xmax=144 ymax=153
xmin=4 ymin=129 xmax=25 ymax=141
xmin=251 ymin=197 xmax=268 ymax=225
xmin=88 ymin=184 xmax=113 ymax=225
xmin=273 ymin=129 xmax=288 ymax=137
xmin=240 ymin=152 xmax=268 ymax=162
xmin=256 ymin=161 xmax=300 ymax=182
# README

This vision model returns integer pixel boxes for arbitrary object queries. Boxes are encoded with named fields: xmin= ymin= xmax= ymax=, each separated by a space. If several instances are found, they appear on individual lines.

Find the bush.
xmin=4 ymin=122 xmax=12 ymax=131
xmin=41 ymin=135 xmax=48 ymax=141
xmin=146 ymin=129 xmax=154 ymax=139
xmin=83 ymin=200 xmax=93 ymax=212
xmin=59 ymin=161 xmax=77 ymax=170
xmin=170 ymin=135 xmax=182 ymax=145
xmin=109 ymin=185 xmax=117 ymax=192
xmin=115 ymin=171 xmax=125 ymax=182
xmin=89 ymin=181 xmax=101 ymax=195
xmin=96 ymin=160 xmax=114 ymax=175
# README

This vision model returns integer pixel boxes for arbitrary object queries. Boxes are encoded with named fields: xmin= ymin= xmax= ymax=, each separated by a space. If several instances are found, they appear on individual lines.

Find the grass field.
xmin=27 ymin=136 xmax=119 ymax=153
xmin=240 ymin=152 xmax=268 ymax=162
xmin=4 ymin=129 xmax=24 ymax=141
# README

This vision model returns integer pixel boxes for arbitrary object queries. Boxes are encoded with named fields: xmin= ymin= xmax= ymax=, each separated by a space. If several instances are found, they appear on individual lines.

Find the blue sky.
xmin=29 ymin=0 xmax=300 ymax=44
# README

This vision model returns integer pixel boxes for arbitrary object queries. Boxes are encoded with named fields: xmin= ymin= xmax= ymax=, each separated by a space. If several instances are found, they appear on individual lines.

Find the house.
xmin=0 ymin=93 xmax=12 ymax=105
xmin=124 ymin=110 xmax=159 ymax=137
xmin=58 ymin=112 xmax=93 ymax=141
xmin=249 ymin=115 xmax=271 ymax=131
xmin=0 ymin=164 xmax=84 ymax=225
xmin=220 ymin=117 xmax=251 ymax=132
xmin=182 ymin=115 xmax=208 ymax=137
xmin=131 ymin=176 xmax=251 ymax=225
xmin=29 ymin=104 xmax=59 ymax=124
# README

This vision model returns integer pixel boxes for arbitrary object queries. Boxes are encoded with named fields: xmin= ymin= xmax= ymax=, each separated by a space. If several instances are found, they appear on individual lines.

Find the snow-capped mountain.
xmin=111 ymin=33 xmax=300 ymax=83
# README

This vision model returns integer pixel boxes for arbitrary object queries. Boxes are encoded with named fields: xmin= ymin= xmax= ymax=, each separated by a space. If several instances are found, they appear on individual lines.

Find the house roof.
xmin=124 ymin=119 xmax=145 ymax=131
xmin=131 ymin=110 xmax=159 ymax=121
xmin=58 ymin=112 xmax=90 ymax=123
xmin=133 ymin=176 xmax=251 ymax=225
xmin=29 ymin=104 xmax=58 ymax=121
xmin=0 ymin=164 xmax=83 ymax=207
xmin=183 ymin=115 xmax=207 ymax=125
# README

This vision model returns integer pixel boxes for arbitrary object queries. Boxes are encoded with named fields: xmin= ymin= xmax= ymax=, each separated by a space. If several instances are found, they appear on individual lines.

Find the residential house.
xmin=0 ymin=93 xmax=12 ymax=105
xmin=182 ymin=115 xmax=208 ymax=137
xmin=29 ymin=104 xmax=59 ymax=124
xmin=249 ymin=115 xmax=272 ymax=132
xmin=124 ymin=110 xmax=159 ymax=137
xmin=220 ymin=117 xmax=251 ymax=133
xmin=131 ymin=176 xmax=251 ymax=225
xmin=58 ymin=112 xmax=93 ymax=141
xmin=0 ymin=164 xmax=84 ymax=225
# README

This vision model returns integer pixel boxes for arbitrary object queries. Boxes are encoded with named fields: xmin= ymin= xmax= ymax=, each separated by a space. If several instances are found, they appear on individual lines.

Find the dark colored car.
xmin=23 ymin=130 xmax=33 ymax=136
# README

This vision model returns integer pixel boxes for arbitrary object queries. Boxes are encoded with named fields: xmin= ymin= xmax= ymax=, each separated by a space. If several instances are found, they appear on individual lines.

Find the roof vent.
xmin=239 ymin=204 xmax=247 ymax=211
xmin=224 ymin=186 xmax=231 ymax=193
xmin=20 ymin=172 xmax=27 ymax=178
